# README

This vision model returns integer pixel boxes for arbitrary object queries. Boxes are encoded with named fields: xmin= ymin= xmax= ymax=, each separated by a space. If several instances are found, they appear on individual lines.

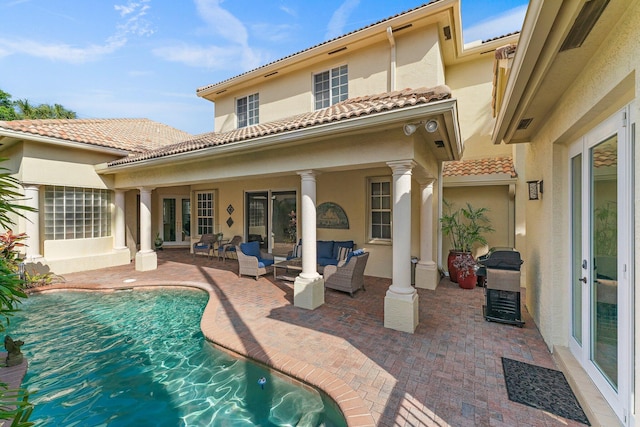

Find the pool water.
xmin=7 ymin=289 xmax=346 ymax=426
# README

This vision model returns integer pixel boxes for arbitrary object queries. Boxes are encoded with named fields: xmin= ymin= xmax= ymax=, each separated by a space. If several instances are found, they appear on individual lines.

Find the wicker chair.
xmin=218 ymin=235 xmax=242 ymax=261
xmin=192 ymin=233 xmax=217 ymax=259
xmin=236 ymin=241 xmax=274 ymax=280
xmin=323 ymin=252 xmax=369 ymax=297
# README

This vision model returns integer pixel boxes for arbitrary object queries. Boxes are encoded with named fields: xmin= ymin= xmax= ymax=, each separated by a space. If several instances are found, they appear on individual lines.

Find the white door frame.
xmin=567 ymin=104 xmax=633 ymax=425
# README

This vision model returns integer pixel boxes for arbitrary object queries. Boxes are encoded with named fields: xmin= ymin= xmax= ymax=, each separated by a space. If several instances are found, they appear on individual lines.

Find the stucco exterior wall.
xmin=213 ymin=25 xmax=445 ymax=133
xmin=446 ymin=56 xmax=513 ymax=160
xmin=522 ymin=1 xmax=639 ymax=356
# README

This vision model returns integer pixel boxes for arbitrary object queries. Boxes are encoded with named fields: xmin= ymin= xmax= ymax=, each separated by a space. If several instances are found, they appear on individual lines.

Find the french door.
xmin=161 ymin=197 xmax=191 ymax=245
xmin=568 ymin=106 xmax=633 ymax=424
xmin=246 ymin=190 xmax=297 ymax=257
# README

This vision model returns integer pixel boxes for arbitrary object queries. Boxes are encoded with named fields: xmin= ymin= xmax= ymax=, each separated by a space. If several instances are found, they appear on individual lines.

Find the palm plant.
xmin=441 ymin=200 xmax=494 ymax=252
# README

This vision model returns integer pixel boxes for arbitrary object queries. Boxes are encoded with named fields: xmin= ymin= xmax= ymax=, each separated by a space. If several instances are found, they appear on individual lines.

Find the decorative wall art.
xmin=316 ymin=202 xmax=349 ymax=229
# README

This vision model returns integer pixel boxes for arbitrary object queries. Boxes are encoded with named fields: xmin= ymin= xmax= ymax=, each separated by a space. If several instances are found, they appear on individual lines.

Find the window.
xmin=195 ymin=191 xmax=215 ymax=235
xmin=314 ymin=65 xmax=348 ymax=110
xmin=237 ymin=93 xmax=259 ymax=128
xmin=369 ymin=178 xmax=391 ymax=240
xmin=44 ymin=186 xmax=111 ymax=240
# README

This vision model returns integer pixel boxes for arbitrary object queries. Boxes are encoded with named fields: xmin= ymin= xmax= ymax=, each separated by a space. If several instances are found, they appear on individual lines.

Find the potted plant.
xmin=441 ymin=200 xmax=493 ymax=284
xmin=452 ymin=252 xmax=478 ymax=289
xmin=154 ymin=232 xmax=163 ymax=250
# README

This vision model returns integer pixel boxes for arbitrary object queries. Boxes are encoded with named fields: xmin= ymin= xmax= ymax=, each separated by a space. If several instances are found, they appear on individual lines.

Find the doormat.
xmin=501 ymin=357 xmax=590 ymax=425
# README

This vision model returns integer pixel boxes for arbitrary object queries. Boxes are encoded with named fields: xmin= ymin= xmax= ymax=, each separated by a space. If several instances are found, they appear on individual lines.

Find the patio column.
xmin=114 ymin=190 xmax=127 ymax=250
xmin=23 ymin=184 xmax=44 ymax=262
xmin=293 ymin=170 xmax=324 ymax=310
xmin=135 ymin=187 xmax=157 ymax=271
xmin=415 ymin=180 xmax=440 ymax=290
xmin=384 ymin=160 xmax=418 ymax=333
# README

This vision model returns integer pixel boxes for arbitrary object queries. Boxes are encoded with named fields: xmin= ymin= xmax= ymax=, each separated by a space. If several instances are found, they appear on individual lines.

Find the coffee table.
xmin=273 ymin=258 xmax=302 ymax=282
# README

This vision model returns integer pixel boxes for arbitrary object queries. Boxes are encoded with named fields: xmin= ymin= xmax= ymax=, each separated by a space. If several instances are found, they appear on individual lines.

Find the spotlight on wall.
xmin=425 ymin=119 xmax=438 ymax=133
xmin=403 ymin=123 xmax=418 ymax=136
xmin=527 ymin=180 xmax=543 ymax=200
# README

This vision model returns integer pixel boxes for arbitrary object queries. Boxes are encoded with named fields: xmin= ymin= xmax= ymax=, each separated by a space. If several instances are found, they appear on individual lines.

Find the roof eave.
xmin=99 ymin=98 xmax=460 ymax=173
xmin=0 ymin=129 xmax=132 ymax=156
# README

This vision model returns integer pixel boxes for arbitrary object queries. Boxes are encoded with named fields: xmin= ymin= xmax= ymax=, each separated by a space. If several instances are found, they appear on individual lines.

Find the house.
xmin=492 ymin=0 xmax=638 ymax=425
xmin=0 ymin=1 xmax=521 ymax=334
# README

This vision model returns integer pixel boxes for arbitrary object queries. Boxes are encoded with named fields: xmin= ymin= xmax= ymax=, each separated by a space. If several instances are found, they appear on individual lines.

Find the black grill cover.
xmin=477 ymin=248 xmax=523 ymax=271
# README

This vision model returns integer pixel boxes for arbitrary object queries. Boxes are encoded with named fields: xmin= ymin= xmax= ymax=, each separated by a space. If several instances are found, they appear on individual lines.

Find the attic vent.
xmin=560 ymin=0 xmax=609 ymax=51
xmin=264 ymin=71 xmax=278 ymax=78
xmin=393 ymin=23 xmax=413 ymax=33
xmin=434 ymin=140 xmax=445 ymax=148
xmin=328 ymin=46 xmax=347 ymax=55
xmin=443 ymin=26 xmax=451 ymax=40
xmin=517 ymin=118 xmax=533 ymax=130
xmin=216 ymin=89 xmax=227 ymax=95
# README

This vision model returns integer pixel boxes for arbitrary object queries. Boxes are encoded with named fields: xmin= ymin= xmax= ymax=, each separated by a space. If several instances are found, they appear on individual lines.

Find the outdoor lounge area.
xmin=36 ymin=248 xmax=588 ymax=426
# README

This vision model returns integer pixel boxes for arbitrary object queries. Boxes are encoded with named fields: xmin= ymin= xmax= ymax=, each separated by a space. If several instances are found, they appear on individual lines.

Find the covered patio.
xmin=42 ymin=248 xmax=586 ymax=426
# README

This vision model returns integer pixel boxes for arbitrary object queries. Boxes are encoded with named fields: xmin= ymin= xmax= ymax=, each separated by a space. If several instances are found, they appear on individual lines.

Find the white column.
xmin=23 ymin=184 xmax=43 ymax=261
xmin=293 ymin=170 xmax=324 ymax=310
xmin=114 ymin=190 xmax=127 ymax=250
xmin=415 ymin=180 xmax=440 ymax=290
xmin=135 ymin=187 xmax=157 ymax=271
xmin=384 ymin=160 xmax=418 ymax=333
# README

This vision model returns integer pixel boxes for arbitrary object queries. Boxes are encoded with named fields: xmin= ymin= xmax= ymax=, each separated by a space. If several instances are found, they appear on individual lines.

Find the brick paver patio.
xmin=15 ymin=249 xmax=586 ymax=426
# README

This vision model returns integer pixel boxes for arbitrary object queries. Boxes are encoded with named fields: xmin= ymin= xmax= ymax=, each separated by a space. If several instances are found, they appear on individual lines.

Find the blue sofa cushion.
xmin=316 ymin=241 xmax=334 ymax=259
xmin=346 ymin=248 xmax=365 ymax=264
xmin=332 ymin=240 xmax=355 ymax=259
xmin=240 ymin=241 xmax=261 ymax=258
xmin=318 ymin=257 xmax=338 ymax=267
xmin=258 ymin=259 xmax=274 ymax=268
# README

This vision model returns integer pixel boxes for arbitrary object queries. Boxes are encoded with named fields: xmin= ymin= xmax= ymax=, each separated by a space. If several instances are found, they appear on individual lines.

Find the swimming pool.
xmin=7 ymin=288 xmax=346 ymax=426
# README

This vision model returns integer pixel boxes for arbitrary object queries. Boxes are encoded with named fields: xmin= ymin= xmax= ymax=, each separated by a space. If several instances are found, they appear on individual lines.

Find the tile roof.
xmin=109 ymin=85 xmax=452 ymax=166
xmin=0 ymin=118 xmax=193 ymax=153
xmin=443 ymin=156 xmax=516 ymax=178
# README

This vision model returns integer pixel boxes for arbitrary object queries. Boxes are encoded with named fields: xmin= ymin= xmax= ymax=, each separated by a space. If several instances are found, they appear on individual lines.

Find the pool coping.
xmin=25 ymin=281 xmax=376 ymax=427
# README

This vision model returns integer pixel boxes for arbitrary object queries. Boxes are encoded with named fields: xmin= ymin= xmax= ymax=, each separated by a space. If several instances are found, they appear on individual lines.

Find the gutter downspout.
xmin=386 ymin=26 xmax=396 ymax=92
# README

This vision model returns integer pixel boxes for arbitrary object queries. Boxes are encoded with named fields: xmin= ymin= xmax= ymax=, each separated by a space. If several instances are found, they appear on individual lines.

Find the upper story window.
xmin=314 ymin=65 xmax=348 ymax=110
xmin=237 ymin=93 xmax=259 ymax=128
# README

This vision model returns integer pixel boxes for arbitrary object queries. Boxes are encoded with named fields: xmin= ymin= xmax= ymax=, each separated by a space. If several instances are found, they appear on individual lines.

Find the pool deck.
xmin=6 ymin=248 xmax=587 ymax=426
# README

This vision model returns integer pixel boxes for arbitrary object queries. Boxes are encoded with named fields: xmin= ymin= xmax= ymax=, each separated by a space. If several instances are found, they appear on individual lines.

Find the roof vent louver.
xmin=392 ymin=23 xmax=413 ymax=33
xmin=517 ymin=118 xmax=533 ymax=130
xmin=443 ymin=26 xmax=451 ymax=40
xmin=434 ymin=140 xmax=445 ymax=148
xmin=328 ymin=46 xmax=347 ymax=55
xmin=560 ymin=0 xmax=609 ymax=51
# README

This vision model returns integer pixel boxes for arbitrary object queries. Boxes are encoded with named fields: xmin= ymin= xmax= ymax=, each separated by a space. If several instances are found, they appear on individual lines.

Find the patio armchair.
xmin=218 ymin=235 xmax=243 ymax=261
xmin=236 ymin=241 xmax=275 ymax=280
xmin=323 ymin=250 xmax=369 ymax=297
xmin=193 ymin=233 xmax=217 ymax=259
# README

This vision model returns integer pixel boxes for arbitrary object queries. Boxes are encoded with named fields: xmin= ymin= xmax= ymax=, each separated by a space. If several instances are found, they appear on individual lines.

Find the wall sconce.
xmin=527 ymin=180 xmax=543 ymax=200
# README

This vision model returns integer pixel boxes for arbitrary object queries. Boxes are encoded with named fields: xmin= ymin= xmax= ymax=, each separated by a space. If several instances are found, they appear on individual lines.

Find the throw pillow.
xmin=337 ymin=246 xmax=352 ymax=261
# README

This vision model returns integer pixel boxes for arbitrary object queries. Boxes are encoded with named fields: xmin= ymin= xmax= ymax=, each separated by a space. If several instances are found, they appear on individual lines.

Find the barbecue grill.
xmin=477 ymin=248 xmax=524 ymax=327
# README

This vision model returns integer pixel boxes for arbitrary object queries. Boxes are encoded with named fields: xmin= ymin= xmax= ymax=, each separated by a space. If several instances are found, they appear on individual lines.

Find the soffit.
xmin=494 ymin=0 xmax=630 ymax=144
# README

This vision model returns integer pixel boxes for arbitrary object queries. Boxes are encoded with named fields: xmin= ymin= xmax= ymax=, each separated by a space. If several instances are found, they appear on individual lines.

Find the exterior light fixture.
xmin=527 ymin=180 xmax=543 ymax=200
xmin=403 ymin=123 xmax=418 ymax=136
xmin=425 ymin=119 xmax=438 ymax=133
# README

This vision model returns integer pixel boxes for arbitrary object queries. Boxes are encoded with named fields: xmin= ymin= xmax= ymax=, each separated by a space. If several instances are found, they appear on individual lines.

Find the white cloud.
xmin=463 ymin=5 xmax=527 ymax=44
xmin=251 ymin=23 xmax=298 ymax=43
xmin=0 ymin=37 xmax=126 ymax=63
xmin=279 ymin=5 xmax=297 ymax=17
xmin=114 ymin=0 xmax=154 ymax=37
xmin=194 ymin=0 xmax=249 ymax=46
xmin=325 ymin=0 xmax=360 ymax=40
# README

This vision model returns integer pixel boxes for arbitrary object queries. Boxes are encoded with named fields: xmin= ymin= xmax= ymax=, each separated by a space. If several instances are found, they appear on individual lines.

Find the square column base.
xmin=135 ymin=251 xmax=157 ymax=271
xmin=384 ymin=289 xmax=418 ymax=333
xmin=415 ymin=262 xmax=440 ymax=290
xmin=294 ymin=275 xmax=325 ymax=310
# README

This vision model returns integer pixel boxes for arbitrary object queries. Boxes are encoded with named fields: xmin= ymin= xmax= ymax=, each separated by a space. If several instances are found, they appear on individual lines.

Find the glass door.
xmin=568 ymin=107 xmax=632 ymax=424
xmin=246 ymin=192 xmax=268 ymax=250
xmin=161 ymin=197 xmax=191 ymax=244
xmin=271 ymin=191 xmax=297 ymax=257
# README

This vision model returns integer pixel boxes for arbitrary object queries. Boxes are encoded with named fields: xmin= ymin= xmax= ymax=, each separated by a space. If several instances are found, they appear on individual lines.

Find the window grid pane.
xmin=237 ymin=93 xmax=259 ymax=128
xmin=369 ymin=179 xmax=391 ymax=240
xmin=196 ymin=192 xmax=215 ymax=235
xmin=43 ymin=186 xmax=111 ymax=240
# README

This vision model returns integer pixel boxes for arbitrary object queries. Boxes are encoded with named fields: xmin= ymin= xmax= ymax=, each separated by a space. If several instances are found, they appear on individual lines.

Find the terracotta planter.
xmin=447 ymin=250 xmax=466 ymax=283
xmin=456 ymin=268 xmax=477 ymax=289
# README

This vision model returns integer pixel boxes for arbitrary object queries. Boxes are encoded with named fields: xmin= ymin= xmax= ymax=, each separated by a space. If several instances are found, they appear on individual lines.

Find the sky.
xmin=0 ymin=0 xmax=528 ymax=135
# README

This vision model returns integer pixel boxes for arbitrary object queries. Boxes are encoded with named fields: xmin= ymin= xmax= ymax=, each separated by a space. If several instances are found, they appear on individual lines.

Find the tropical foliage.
xmin=0 ymin=89 xmax=76 ymax=120
xmin=441 ymin=200 xmax=494 ymax=252
xmin=0 ymin=159 xmax=34 ymax=425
